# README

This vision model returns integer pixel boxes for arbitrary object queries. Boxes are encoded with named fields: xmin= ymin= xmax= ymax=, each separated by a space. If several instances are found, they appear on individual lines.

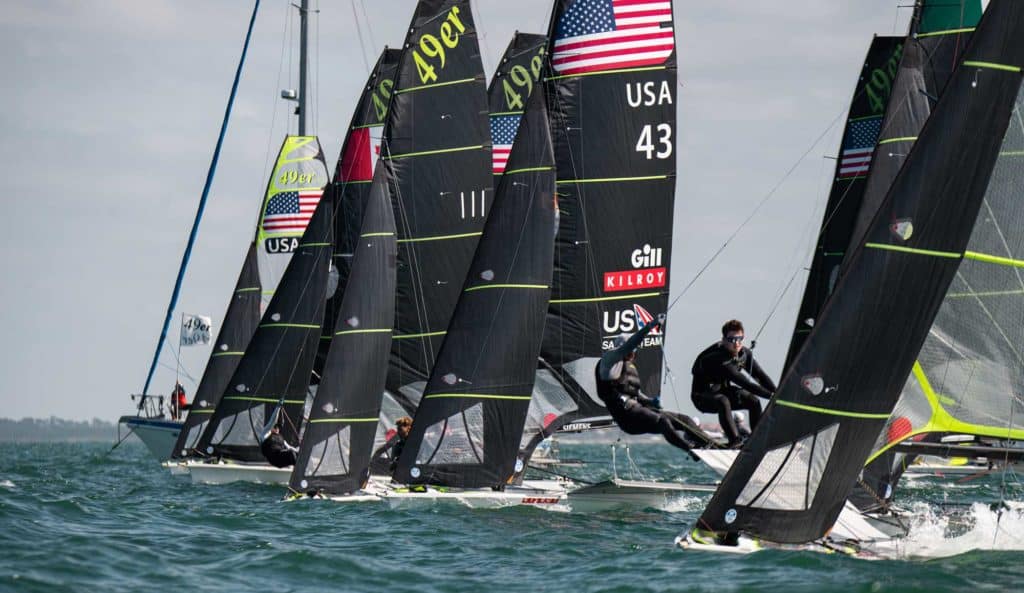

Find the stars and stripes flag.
xmin=490 ymin=114 xmax=520 ymax=174
xmin=552 ymin=0 xmax=675 ymax=76
xmin=838 ymin=116 xmax=882 ymax=179
xmin=261 ymin=189 xmax=323 ymax=233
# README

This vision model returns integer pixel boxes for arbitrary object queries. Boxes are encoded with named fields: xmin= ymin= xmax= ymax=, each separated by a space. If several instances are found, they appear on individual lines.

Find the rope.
xmin=667 ymin=104 xmax=848 ymax=313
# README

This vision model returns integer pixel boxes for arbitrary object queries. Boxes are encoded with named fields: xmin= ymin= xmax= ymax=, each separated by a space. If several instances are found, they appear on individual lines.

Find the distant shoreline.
xmin=0 ymin=417 xmax=118 ymax=443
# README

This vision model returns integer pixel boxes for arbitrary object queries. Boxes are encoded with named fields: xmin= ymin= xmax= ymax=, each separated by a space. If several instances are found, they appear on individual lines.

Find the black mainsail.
xmin=171 ymin=244 xmax=261 ymax=458
xmin=518 ymin=0 xmax=678 ymax=465
xmin=392 ymin=83 xmax=556 ymax=489
xmin=783 ymin=37 xmax=903 ymax=368
xmin=846 ymin=2 xmax=983 ymax=511
xmin=378 ymin=0 xmax=491 ymax=435
xmin=289 ymin=164 xmax=397 ymax=495
xmin=488 ymin=32 xmax=547 ymax=176
xmin=194 ymin=139 xmax=333 ymax=461
xmin=697 ymin=0 xmax=1024 ymax=544
xmin=313 ymin=49 xmax=401 ymax=383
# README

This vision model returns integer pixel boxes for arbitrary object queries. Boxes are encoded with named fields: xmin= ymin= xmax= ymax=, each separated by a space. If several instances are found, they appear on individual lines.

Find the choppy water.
xmin=2 ymin=441 xmax=1024 ymax=592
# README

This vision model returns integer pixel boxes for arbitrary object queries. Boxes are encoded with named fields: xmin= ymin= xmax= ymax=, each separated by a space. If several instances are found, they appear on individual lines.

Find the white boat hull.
xmin=118 ymin=416 xmax=182 ymax=462
xmin=162 ymin=461 xmax=190 ymax=476
xmin=380 ymin=479 xmax=570 ymax=510
xmin=186 ymin=460 xmax=292 ymax=485
xmin=567 ymin=478 xmax=716 ymax=512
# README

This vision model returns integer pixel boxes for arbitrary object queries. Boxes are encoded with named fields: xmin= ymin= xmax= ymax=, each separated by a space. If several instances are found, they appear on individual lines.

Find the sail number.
xmin=371 ymin=78 xmax=395 ymax=122
xmin=636 ymin=124 xmax=672 ymax=160
xmin=502 ymin=47 xmax=545 ymax=111
xmin=458 ymin=190 xmax=486 ymax=219
xmin=865 ymin=43 xmax=903 ymax=114
xmin=412 ymin=6 xmax=468 ymax=85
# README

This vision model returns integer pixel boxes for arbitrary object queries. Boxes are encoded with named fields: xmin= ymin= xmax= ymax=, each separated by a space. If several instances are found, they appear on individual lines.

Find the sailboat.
xmin=285 ymin=49 xmax=401 ymax=500
xmin=118 ymin=2 xmax=321 ymax=462
xmin=680 ymin=0 xmax=1024 ymax=556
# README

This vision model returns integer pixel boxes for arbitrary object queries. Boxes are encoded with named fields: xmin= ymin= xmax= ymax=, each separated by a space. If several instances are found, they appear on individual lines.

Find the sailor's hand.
xmin=649 ymin=397 xmax=662 ymax=409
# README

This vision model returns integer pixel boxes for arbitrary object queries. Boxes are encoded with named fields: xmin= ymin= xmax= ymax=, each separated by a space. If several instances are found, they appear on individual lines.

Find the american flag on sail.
xmin=552 ymin=0 xmax=675 ymax=76
xmin=262 ymin=189 xmax=323 ymax=233
xmin=491 ymin=114 xmax=520 ymax=174
xmin=838 ymin=116 xmax=882 ymax=179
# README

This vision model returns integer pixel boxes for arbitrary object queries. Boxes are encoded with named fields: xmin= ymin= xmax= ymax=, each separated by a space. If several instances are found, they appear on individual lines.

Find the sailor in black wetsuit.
xmin=596 ymin=315 xmax=709 ymax=460
xmin=260 ymin=424 xmax=299 ymax=468
xmin=691 ymin=319 xmax=776 ymax=448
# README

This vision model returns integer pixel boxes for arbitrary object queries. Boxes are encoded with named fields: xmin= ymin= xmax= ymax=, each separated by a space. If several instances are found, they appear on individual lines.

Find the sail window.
xmin=736 ymin=423 xmax=839 ymax=511
xmin=213 ymin=408 xmax=263 ymax=447
xmin=521 ymin=369 xmax=578 ymax=448
xmin=304 ymin=426 xmax=351 ymax=477
xmin=415 ymin=403 xmax=485 ymax=465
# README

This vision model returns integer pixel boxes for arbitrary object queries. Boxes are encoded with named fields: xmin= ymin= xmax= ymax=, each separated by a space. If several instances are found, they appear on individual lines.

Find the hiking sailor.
xmin=596 ymin=315 xmax=707 ymax=459
xmin=690 ymin=319 xmax=776 ymax=448
xmin=260 ymin=424 xmax=299 ymax=468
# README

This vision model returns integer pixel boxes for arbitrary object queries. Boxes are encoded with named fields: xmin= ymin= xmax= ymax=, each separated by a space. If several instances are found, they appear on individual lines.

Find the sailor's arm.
xmin=749 ymin=356 xmax=778 ymax=394
xmin=597 ymin=318 xmax=661 ymax=380
xmin=722 ymin=360 xmax=773 ymax=398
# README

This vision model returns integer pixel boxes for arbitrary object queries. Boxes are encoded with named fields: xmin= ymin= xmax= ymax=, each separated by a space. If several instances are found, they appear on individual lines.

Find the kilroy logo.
xmin=890 ymin=218 xmax=914 ymax=241
xmin=604 ymin=244 xmax=666 ymax=292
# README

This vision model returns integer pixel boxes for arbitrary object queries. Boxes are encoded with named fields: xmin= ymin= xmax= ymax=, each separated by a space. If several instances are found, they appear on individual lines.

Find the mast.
xmin=140 ymin=0 xmax=260 ymax=396
xmin=298 ymin=0 xmax=308 ymax=136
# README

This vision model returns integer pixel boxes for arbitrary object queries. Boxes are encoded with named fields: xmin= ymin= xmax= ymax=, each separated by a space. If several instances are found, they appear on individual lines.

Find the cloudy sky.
xmin=0 ymin=1 xmax=916 ymax=421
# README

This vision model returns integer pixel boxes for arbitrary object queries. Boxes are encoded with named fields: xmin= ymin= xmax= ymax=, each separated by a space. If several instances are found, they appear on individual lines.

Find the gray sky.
xmin=0 ymin=1 xmax=915 ymax=421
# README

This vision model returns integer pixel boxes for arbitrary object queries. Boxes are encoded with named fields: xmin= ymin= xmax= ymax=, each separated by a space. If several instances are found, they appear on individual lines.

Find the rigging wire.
xmin=666 ymin=104 xmax=849 ymax=315
xmin=358 ymin=0 xmax=378 ymax=52
xmin=350 ymin=0 xmax=372 ymax=76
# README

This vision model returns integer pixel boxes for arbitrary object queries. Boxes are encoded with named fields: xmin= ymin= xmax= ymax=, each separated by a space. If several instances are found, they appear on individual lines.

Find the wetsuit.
xmin=260 ymin=432 xmax=298 ymax=468
xmin=596 ymin=323 xmax=708 ymax=459
xmin=691 ymin=342 xmax=776 ymax=444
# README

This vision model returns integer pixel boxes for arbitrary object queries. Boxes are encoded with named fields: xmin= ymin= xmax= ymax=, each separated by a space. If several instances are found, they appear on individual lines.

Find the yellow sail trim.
xmin=863 ymin=362 xmax=1024 ymax=464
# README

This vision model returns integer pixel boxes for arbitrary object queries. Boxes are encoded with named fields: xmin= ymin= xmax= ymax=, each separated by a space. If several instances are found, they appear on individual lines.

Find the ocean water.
xmin=2 ymin=441 xmax=1024 ymax=593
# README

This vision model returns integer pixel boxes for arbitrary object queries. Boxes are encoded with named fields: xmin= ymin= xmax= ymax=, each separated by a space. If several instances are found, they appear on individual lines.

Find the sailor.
xmin=690 ymin=319 xmax=776 ymax=448
xmin=595 ymin=315 xmax=707 ymax=460
xmin=260 ymin=424 xmax=299 ymax=468
xmin=169 ymin=382 xmax=188 ymax=420
xmin=386 ymin=416 xmax=413 ymax=472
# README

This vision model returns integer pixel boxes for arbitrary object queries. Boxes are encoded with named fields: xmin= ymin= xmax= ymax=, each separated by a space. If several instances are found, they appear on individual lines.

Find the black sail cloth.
xmin=194 ymin=180 xmax=334 ymax=462
xmin=290 ymin=164 xmax=397 ymax=495
xmin=392 ymin=85 xmax=556 ymax=489
xmin=171 ymin=243 xmax=261 ymax=459
xmin=381 ymin=0 xmax=492 ymax=415
xmin=488 ymin=32 xmax=547 ymax=176
xmin=698 ymin=0 xmax=1024 ymax=544
xmin=314 ymin=49 xmax=401 ymax=384
xmin=519 ymin=0 xmax=678 ymax=470
xmin=784 ymin=37 xmax=903 ymax=368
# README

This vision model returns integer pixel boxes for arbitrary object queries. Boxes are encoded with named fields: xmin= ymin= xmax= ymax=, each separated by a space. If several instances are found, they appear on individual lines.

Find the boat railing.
xmin=128 ymin=393 xmax=167 ymax=419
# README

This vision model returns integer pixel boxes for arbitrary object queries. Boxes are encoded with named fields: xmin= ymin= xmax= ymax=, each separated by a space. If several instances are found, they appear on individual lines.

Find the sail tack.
xmin=698 ymin=0 xmax=1024 ymax=544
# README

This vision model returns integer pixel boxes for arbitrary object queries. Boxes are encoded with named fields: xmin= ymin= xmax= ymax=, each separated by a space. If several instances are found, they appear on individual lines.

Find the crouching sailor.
xmin=260 ymin=424 xmax=299 ymax=468
xmin=596 ymin=315 xmax=709 ymax=459
xmin=690 ymin=319 xmax=776 ymax=448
